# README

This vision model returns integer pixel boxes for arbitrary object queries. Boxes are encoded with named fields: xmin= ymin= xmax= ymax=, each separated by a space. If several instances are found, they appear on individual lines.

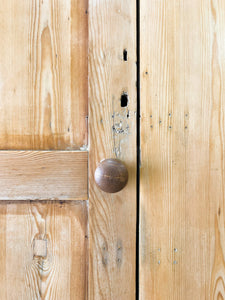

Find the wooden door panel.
xmin=88 ymin=0 xmax=137 ymax=299
xmin=0 ymin=0 xmax=88 ymax=150
xmin=0 ymin=151 xmax=88 ymax=200
xmin=0 ymin=201 xmax=88 ymax=299
xmin=0 ymin=0 xmax=138 ymax=298
xmin=140 ymin=1 xmax=225 ymax=299
xmin=0 ymin=0 xmax=89 ymax=299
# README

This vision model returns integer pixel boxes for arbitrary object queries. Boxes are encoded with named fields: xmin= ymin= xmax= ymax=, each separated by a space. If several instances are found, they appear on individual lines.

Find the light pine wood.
xmin=0 ymin=201 xmax=88 ymax=299
xmin=0 ymin=0 xmax=88 ymax=150
xmin=0 ymin=151 xmax=88 ymax=200
xmin=0 ymin=1 xmax=89 ymax=299
xmin=140 ymin=1 xmax=225 ymax=299
xmin=89 ymin=0 xmax=137 ymax=299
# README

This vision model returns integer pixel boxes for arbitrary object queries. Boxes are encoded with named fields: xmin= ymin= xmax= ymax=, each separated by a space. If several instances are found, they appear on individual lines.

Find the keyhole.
xmin=120 ymin=93 xmax=128 ymax=107
xmin=123 ymin=49 xmax=128 ymax=61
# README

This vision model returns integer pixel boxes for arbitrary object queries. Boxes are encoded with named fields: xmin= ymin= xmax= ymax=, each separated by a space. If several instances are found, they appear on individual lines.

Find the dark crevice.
xmin=123 ymin=49 xmax=128 ymax=61
xmin=120 ymin=92 xmax=128 ymax=107
xmin=136 ymin=0 xmax=140 ymax=299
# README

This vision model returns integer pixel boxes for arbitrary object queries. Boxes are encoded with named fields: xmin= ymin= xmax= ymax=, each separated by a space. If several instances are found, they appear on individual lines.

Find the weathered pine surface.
xmin=89 ymin=0 xmax=137 ymax=299
xmin=0 ymin=0 xmax=89 ymax=299
xmin=0 ymin=0 xmax=88 ymax=149
xmin=140 ymin=1 xmax=225 ymax=299
xmin=0 ymin=201 xmax=88 ymax=299
xmin=0 ymin=151 xmax=88 ymax=200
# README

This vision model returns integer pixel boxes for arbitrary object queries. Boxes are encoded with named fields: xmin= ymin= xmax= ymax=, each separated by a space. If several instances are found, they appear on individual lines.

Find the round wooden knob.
xmin=94 ymin=159 xmax=128 ymax=193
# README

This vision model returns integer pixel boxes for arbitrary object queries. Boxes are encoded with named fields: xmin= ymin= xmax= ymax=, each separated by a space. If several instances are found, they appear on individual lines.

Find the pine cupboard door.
xmin=140 ymin=1 xmax=225 ymax=299
xmin=0 ymin=1 xmax=137 ymax=300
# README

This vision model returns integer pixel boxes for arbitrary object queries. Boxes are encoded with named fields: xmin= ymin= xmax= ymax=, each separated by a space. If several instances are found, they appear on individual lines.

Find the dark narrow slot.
xmin=136 ymin=0 xmax=140 ymax=299
xmin=121 ymin=92 xmax=128 ymax=107
xmin=123 ymin=49 xmax=128 ymax=61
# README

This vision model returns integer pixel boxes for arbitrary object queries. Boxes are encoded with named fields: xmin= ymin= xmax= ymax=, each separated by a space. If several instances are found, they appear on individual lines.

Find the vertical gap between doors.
xmin=136 ymin=0 xmax=140 ymax=299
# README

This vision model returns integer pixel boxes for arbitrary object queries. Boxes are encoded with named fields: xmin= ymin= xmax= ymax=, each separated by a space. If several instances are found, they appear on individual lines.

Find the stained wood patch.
xmin=0 ymin=151 xmax=88 ymax=200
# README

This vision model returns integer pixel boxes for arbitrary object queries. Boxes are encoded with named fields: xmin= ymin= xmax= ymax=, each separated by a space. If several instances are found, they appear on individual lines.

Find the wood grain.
xmin=88 ymin=0 xmax=137 ymax=298
xmin=0 ymin=200 xmax=88 ymax=299
xmin=0 ymin=0 xmax=88 ymax=150
xmin=0 ymin=151 xmax=88 ymax=200
xmin=140 ymin=1 xmax=225 ymax=299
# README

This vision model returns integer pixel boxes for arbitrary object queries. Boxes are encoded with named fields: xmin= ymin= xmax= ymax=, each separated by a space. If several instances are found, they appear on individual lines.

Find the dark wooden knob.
xmin=94 ymin=159 xmax=128 ymax=193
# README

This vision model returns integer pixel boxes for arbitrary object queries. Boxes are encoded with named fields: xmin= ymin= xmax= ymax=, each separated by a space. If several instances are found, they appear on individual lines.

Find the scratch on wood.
xmin=112 ymin=98 xmax=130 ymax=158
xmin=102 ymin=243 xmax=108 ymax=266
xmin=116 ymin=240 xmax=123 ymax=267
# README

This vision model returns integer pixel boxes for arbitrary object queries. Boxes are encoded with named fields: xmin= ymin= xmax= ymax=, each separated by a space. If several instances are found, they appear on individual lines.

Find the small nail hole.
xmin=120 ymin=92 xmax=128 ymax=107
xmin=123 ymin=49 xmax=128 ymax=61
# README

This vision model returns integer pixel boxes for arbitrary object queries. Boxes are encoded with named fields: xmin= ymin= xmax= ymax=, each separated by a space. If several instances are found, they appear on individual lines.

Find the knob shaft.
xmin=94 ymin=159 xmax=128 ymax=193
